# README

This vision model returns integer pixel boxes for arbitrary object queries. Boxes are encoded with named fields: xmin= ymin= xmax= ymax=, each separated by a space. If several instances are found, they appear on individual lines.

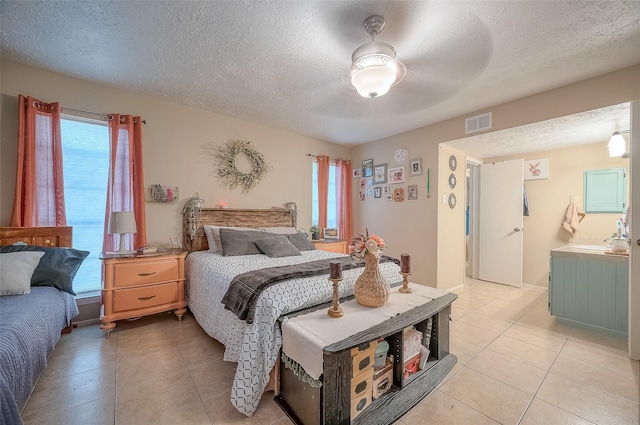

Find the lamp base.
xmin=105 ymin=232 xmax=135 ymax=255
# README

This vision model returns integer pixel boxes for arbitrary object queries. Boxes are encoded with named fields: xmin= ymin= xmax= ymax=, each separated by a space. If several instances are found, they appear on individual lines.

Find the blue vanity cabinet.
xmin=549 ymin=248 xmax=628 ymax=337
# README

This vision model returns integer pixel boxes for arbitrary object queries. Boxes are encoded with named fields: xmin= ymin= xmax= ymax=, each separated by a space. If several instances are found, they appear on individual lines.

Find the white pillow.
xmin=256 ymin=226 xmax=298 ymax=234
xmin=0 ymin=251 xmax=45 ymax=296
xmin=203 ymin=225 xmax=256 ymax=253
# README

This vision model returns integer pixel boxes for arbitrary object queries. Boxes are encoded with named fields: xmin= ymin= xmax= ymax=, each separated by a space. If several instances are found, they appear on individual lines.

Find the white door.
xmin=478 ymin=159 xmax=524 ymax=287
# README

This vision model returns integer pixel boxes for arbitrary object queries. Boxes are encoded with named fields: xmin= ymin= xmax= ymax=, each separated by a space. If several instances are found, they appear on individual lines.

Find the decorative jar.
xmin=354 ymin=251 xmax=390 ymax=307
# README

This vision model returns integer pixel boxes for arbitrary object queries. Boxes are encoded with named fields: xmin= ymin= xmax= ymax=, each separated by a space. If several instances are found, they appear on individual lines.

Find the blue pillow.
xmin=0 ymin=245 xmax=89 ymax=296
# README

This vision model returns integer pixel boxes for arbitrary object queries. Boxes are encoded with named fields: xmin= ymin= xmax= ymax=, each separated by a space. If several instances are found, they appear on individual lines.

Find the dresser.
xmin=99 ymin=252 xmax=187 ymax=336
xmin=312 ymin=239 xmax=348 ymax=254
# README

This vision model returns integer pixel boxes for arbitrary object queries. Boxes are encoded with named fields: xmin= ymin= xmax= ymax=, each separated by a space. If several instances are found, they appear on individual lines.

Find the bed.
xmin=183 ymin=207 xmax=401 ymax=416
xmin=0 ymin=227 xmax=83 ymax=425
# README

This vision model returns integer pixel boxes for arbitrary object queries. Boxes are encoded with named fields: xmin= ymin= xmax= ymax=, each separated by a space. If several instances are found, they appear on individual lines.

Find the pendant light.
xmin=608 ymin=130 xmax=630 ymax=158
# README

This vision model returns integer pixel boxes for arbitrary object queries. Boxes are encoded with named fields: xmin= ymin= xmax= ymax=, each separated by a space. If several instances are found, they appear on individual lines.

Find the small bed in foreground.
xmin=183 ymin=207 xmax=402 ymax=416
xmin=0 ymin=227 xmax=83 ymax=425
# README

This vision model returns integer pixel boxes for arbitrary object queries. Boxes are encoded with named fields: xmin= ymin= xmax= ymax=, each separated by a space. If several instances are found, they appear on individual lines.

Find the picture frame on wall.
xmin=352 ymin=168 xmax=361 ymax=178
xmin=374 ymin=186 xmax=382 ymax=198
xmin=373 ymin=163 xmax=387 ymax=184
xmin=524 ymin=158 xmax=550 ymax=180
xmin=388 ymin=166 xmax=405 ymax=184
xmin=362 ymin=159 xmax=374 ymax=178
xmin=408 ymin=185 xmax=418 ymax=200
xmin=409 ymin=158 xmax=423 ymax=176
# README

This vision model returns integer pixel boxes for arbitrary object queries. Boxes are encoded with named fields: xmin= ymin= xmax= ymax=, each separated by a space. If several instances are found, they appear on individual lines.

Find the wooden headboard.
xmin=183 ymin=207 xmax=295 ymax=252
xmin=0 ymin=226 xmax=73 ymax=248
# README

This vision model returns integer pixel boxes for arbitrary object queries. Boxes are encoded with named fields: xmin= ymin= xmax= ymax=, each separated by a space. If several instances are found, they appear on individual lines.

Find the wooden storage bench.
xmin=275 ymin=285 xmax=457 ymax=425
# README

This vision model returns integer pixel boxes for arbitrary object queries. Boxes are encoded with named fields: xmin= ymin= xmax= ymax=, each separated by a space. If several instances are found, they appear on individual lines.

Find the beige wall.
xmin=352 ymin=65 xmax=640 ymax=289
xmin=489 ymin=141 xmax=629 ymax=287
xmin=0 ymin=61 xmax=349 ymax=245
xmin=436 ymin=145 xmax=467 ymax=290
xmin=2 ymin=60 xmax=640 ymax=292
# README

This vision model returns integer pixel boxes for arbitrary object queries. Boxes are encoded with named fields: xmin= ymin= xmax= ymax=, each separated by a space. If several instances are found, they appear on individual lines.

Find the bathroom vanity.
xmin=549 ymin=245 xmax=628 ymax=338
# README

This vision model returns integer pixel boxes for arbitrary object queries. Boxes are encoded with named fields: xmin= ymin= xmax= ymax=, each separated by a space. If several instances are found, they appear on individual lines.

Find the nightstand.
xmin=312 ymin=239 xmax=348 ymax=254
xmin=99 ymin=251 xmax=187 ymax=336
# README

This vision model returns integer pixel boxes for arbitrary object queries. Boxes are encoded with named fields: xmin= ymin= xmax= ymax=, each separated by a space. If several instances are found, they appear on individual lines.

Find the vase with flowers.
xmin=349 ymin=229 xmax=390 ymax=307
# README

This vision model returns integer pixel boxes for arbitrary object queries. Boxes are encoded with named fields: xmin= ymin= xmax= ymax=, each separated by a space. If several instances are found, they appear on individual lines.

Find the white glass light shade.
xmin=608 ymin=132 xmax=626 ymax=157
xmin=351 ymin=60 xmax=397 ymax=98
xmin=350 ymin=41 xmax=405 ymax=99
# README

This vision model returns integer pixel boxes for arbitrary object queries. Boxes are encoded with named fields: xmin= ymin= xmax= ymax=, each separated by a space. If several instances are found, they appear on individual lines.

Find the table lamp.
xmin=107 ymin=211 xmax=137 ymax=254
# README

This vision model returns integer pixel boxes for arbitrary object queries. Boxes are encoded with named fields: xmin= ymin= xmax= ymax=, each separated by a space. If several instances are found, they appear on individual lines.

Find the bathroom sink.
xmin=571 ymin=245 xmax=607 ymax=251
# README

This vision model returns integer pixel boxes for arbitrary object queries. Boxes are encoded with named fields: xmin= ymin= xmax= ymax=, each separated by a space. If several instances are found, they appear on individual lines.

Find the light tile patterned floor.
xmin=21 ymin=279 xmax=639 ymax=425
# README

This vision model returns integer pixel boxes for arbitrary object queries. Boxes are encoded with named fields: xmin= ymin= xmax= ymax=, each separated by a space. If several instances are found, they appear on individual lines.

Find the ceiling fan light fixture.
xmin=350 ymin=15 xmax=406 ymax=99
xmin=351 ymin=63 xmax=396 ymax=98
xmin=608 ymin=131 xmax=627 ymax=157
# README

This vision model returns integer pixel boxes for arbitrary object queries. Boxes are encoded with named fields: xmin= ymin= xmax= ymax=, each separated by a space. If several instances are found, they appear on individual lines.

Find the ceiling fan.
xmin=349 ymin=15 xmax=406 ymax=99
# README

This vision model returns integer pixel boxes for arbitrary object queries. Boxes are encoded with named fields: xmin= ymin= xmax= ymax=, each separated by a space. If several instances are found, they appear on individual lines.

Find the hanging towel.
xmin=562 ymin=201 xmax=580 ymax=235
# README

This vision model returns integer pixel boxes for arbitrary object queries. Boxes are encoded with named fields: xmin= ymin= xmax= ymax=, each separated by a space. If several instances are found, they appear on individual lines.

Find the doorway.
xmin=466 ymin=160 xmax=480 ymax=279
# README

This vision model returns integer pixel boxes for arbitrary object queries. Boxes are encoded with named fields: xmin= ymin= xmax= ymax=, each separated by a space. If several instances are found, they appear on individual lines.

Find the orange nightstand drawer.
xmin=112 ymin=282 xmax=179 ymax=312
xmin=113 ymin=259 xmax=178 ymax=287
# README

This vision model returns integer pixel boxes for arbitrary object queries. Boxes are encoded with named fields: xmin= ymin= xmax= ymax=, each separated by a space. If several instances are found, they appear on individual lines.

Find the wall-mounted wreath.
xmin=215 ymin=140 xmax=271 ymax=193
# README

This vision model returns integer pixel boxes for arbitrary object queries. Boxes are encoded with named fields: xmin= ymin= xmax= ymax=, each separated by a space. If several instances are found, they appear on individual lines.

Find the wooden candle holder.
xmin=327 ymin=277 xmax=344 ymax=318
xmin=399 ymin=272 xmax=412 ymax=293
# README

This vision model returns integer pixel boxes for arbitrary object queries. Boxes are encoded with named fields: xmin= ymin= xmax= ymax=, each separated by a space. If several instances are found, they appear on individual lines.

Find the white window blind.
xmin=312 ymin=161 xmax=337 ymax=229
xmin=60 ymin=116 xmax=109 ymax=297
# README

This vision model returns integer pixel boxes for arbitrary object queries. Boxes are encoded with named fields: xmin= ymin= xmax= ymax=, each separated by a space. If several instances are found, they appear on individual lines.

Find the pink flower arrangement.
xmin=349 ymin=229 xmax=385 ymax=259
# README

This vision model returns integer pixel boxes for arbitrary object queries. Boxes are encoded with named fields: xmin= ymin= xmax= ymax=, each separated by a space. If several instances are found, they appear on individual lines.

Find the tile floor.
xmin=21 ymin=278 xmax=639 ymax=425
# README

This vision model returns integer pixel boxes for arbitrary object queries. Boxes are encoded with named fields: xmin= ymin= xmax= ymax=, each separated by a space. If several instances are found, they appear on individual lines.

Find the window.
xmin=61 ymin=116 xmax=109 ymax=297
xmin=312 ymin=161 xmax=337 ymax=228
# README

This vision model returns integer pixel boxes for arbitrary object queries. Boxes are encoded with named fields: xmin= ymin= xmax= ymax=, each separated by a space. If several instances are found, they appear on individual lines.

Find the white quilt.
xmin=185 ymin=250 xmax=401 ymax=416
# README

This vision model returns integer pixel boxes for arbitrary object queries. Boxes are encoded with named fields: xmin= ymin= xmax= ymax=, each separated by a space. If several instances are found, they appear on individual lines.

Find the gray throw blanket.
xmin=222 ymin=255 xmax=400 ymax=324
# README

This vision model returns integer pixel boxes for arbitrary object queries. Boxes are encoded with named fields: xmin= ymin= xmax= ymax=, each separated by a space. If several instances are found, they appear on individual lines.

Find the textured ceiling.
xmin=1 ymin=1 xmax=639 ymax=149
xmin=446 ymin=103 xmax=631 ymax=159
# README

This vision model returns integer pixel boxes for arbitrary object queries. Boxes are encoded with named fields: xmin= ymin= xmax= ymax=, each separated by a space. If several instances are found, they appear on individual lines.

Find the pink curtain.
xmin=10 ymin=95 xmax=66 ymax=227
xmin=316 ymin=155 xmax=330 ymax=239
xmin=335 ymin=159 xmax=353 ymax=240
xmin=102 ymin=114 xmax=147 ymax=252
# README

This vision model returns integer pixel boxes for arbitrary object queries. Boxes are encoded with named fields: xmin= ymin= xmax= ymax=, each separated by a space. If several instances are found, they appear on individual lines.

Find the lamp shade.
xmin=108 ymin=211 xmax=137 ymax=234
xmin=351 ymin=60 xmax=397 ymax=98
xmin=608 ymin=131 xmax=626 ymax=157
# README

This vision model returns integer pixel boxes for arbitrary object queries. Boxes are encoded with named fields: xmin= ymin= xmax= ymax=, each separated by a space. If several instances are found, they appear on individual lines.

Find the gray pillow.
xmin=254 ymin=236 xmax=302 ymax=258
xmin=0 ymin=245 xmax=89 ymax=295
xmin=219 ymin=228 xmax=273 ymax=256
xmin=286 ymin=233 xmax=316 ymax=251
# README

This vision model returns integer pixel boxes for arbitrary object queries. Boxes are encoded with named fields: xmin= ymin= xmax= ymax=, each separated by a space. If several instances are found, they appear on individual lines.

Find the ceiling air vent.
xmin=465 ymin=112 xmax=492 ymax=134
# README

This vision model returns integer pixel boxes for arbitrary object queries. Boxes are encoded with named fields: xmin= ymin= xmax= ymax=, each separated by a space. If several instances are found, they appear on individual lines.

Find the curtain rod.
xmin=62 ymin=107 xmax=147 ymax=124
